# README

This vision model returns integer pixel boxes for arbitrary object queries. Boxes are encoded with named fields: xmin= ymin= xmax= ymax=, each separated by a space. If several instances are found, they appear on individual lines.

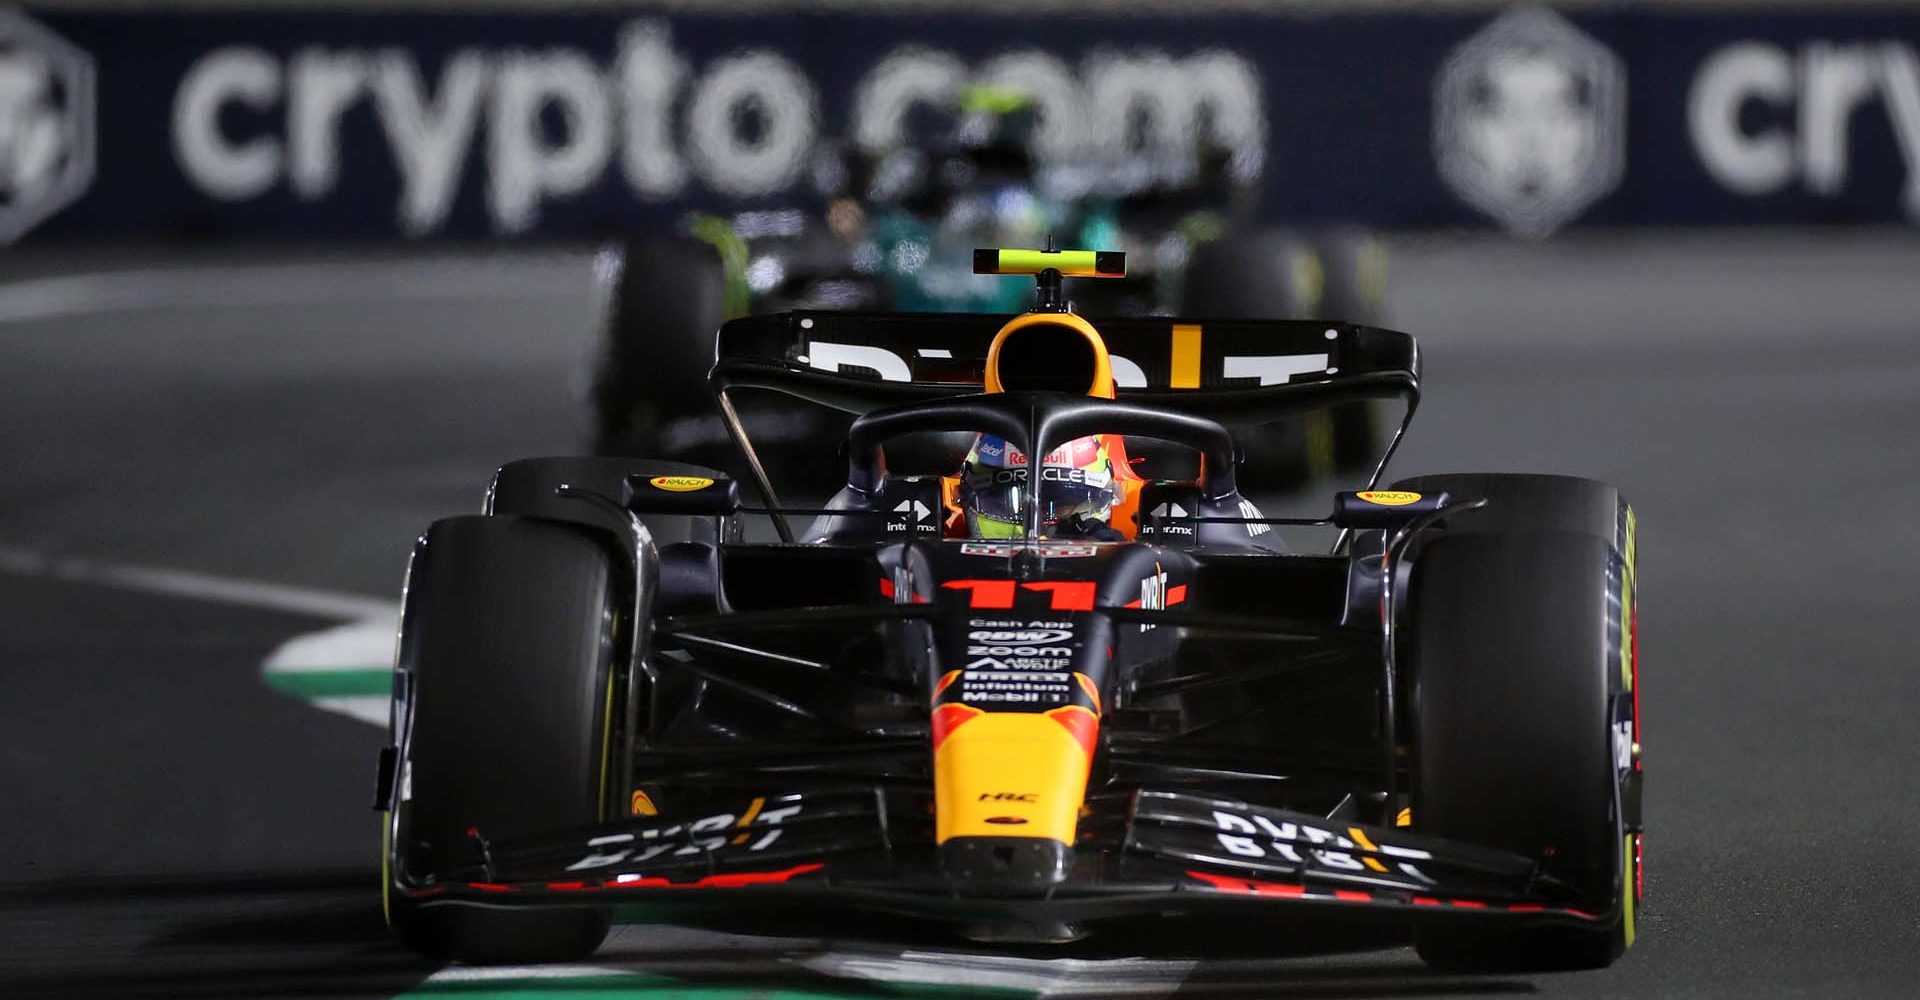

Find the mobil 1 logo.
xmin=959 ymin=668 xmax=1075 ymax=706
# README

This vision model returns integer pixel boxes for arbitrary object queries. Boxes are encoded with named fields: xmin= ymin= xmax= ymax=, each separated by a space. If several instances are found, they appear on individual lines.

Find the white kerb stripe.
xmin=0 ymin=545 xmax=393 ymax=621
xmin=0 ymin=255 xmax=591 ymax=327
xmin=313 ymin=696 xmax=392 ymax=727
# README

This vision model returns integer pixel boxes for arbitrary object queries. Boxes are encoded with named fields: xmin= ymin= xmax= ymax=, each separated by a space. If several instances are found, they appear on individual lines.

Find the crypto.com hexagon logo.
xmin=1433 ymin=6 xmax=1624 ymax=237
xmin=0 ymin=8 xmax=94 ymax=244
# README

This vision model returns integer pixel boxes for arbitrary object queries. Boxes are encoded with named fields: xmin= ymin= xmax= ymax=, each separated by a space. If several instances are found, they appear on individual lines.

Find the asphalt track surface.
xmin=3 ymin=232 xmax=1919 ymax=998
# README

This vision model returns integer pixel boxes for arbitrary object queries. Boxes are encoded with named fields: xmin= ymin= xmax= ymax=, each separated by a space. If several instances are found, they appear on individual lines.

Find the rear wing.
xmin=711 ymin=311 xmax=1420 ymax=427
xmin=711 ymin=311 xmax=1423 ymax=527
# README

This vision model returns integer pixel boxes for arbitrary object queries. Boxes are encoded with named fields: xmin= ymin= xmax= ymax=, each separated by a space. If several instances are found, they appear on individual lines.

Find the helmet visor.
xmin=963 ymin=466 xmax=1114 ymax=531
xmin=968 ymin=511 xmax=1027 ymax=539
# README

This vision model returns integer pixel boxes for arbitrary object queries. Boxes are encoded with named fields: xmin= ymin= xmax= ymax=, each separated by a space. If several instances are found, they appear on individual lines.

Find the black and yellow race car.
xmin=378 ymin=250 xmax=1641 ymax=973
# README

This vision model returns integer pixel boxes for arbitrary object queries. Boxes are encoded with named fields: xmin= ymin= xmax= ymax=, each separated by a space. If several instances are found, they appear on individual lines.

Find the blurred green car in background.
xmin=590 ymin=88 xmax=1388 ymax=494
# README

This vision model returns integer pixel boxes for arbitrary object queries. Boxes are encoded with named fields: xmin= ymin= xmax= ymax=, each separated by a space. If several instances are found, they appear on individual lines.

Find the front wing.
xmin=392 ymin=789 xmax=1608 ymax=929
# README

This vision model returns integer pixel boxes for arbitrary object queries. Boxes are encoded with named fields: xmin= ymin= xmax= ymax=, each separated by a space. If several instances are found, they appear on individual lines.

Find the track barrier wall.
xmin=1 ymin=3 xmax=1918 ymax=243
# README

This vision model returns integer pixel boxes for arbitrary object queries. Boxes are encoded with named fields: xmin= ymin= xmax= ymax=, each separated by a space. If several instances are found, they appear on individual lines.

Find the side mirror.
xmin=1331 ymin=489 xmax=1451 ymax=529
xmin=623 ymin=472 xmax=740 ymax=517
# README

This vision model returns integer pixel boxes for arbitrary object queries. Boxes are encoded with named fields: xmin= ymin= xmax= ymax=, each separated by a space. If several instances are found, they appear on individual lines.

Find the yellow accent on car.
xmin=1357 ymin=490 xmax=1422 ymax=506
xmin=728 ymin=796 xmax=767 ymax=844
xmin=1170 ymin=324 xmax=1203 ymax=389
xmin=1395 ymin=807 xmax=1412 ymax=827
xmin=1623 ymin=835 xmax=1637 ymax=946
xmin=971 ymin=513 xmax=1026 ymax=539
xmin=934 ymin=711 xmax=1094 ymax=844
xmin=1347 ymin=826 xmax=1391 ymax=872
xmin=1074 ymin=673 xmax=1101 ymax=713
xmin=1620 ymin=505 xmax=1638 ymax=950
xmin=1622 ymin=504 xmax=1637 ymax=690
xmin=978 ymin=248 xmax=1125 ymax=277
xmin=649 ymin=475 xmax=714 ymax=492
xmin=630 ymin=790 xmax=659 ymax=816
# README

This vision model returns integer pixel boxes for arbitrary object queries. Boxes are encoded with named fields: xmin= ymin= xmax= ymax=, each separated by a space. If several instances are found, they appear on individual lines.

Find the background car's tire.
xmin=1179 ymin=229 xmax=1317 ymax=488
xmin=1398 ymin=474 xmax=1638 ymax=972
xmin=588 ymin=235 xmax=849 ymax=498
xmin=591 ymin=236 xmax=730 ymax=457
xmin=1308 ymin=228 xmax=1390 ymax=476
xmin=385 ymin=515 xmax=621 ymax=964
xmin=1181 ymin=228 xmax=1314 ymax=320
xmin=1309 ymin=227 xmax=1388 ymax=328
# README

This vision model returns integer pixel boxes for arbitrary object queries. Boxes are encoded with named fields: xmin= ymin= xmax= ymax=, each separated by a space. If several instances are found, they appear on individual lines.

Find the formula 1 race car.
xmin=379 ymin=250 xmax=1641 ymax=973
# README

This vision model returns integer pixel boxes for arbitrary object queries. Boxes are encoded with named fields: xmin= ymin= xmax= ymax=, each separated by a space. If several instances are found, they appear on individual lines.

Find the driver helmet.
xmin=960 ymin=434 xmax=1116 ymax=539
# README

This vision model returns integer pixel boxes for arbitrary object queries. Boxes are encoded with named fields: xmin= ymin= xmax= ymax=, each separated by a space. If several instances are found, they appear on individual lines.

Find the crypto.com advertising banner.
xmin=2 ymin=4 xmax=1918 ymax=243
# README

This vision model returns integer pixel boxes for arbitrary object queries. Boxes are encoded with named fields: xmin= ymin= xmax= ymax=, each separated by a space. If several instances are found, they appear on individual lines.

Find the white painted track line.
xmin=0 ymin=254 xmax=591 ymax=326
xmin=0 ymin=544 xmax=393 ymax=621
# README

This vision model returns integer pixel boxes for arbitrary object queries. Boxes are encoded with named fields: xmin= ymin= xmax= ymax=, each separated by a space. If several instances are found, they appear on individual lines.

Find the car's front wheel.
xmin=385 ymin=515 xmax=622 ymax=964
xmin=1402 ymin=474 xmax=1639 ymax=971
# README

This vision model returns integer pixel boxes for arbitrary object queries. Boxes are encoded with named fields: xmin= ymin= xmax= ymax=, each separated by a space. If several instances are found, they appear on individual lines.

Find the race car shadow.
xmin=596 ymin=908 xmax=1540 ymax=999
xmin=0 ymin=874 xmax=1534 ymax=1000
xmin=1159 ymin=962 xmax=1536 ymax=999
xmin=589 ymin=940 xmax=1537 ymax=1000
xmin=0 ymin=870 xmax=440 ymax=1000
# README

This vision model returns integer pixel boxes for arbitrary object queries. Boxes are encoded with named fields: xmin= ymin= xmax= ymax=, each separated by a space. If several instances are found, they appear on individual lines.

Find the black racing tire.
xmin=1326 ymin=398 xmax=1384 ymax=479
xmin=1308 ymin=227 xmax=1388 ymax=327
xmin=591 ymin=236 xmax=729 ymax=457
xmin=386 ymin=515 xmax=620 ymax=964
xmin=1180 ymin=228 xmax=1314 ymax=320
xmin=587 ymin=236 xmax=849 ymax=496
xmin=1179 ymin=229 xmax=1317 ymax=488
xmin=1398 ymin=474 xmax=1638 ymax=972
xmin=1310 ymin=228 xmax=1389 ymax=476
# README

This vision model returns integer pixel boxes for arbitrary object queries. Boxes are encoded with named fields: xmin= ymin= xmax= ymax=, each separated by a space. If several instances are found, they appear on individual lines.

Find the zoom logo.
xmin=968 ymin=644 xmax=1072 ymax=657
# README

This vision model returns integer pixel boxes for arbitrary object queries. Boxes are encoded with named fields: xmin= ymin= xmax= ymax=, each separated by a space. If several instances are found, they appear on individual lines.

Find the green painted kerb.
xmin=262 ymin=667 xmax=392 ymax=699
